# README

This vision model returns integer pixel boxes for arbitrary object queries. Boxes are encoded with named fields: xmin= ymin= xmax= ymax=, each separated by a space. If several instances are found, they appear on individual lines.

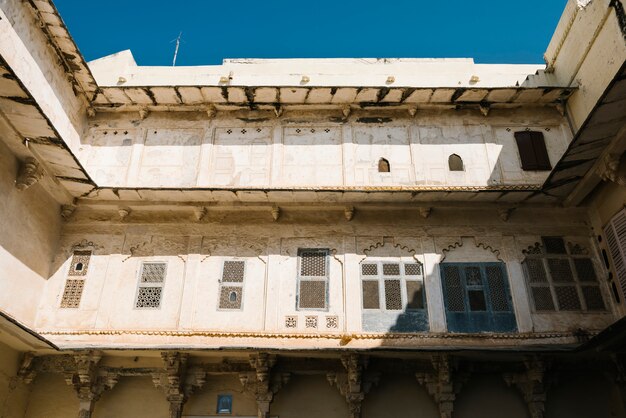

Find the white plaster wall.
xmin=0 ymin=139 xmax=60 ymax=326
xmin=83 ymin=109 xmax=571 ymax=189
xmin=34 ymin=206 xmax=617 ymax=343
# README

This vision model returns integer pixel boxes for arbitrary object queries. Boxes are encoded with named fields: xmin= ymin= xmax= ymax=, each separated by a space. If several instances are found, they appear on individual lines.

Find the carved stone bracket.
xmin=62 ymin=351 xmax=118 ymax=418
xmin=151 ymin=352 xmax=200 ymax=418
xmin=16 ymin=352 xmax=37 ymax=386
xmin=503 ymin=357 xmax=549 ymax=418
xmin=326 ymin=354 xmax=379 ymax=418
xmin=415 ymin=354 xmax=468 ymax=418
xmin=15 ymin=157 xmax=43 ymax=191
xmin=238 ymin=353 xmax=289 ymax=418
xmin=598 ymin=152 xmax=626 ymax=186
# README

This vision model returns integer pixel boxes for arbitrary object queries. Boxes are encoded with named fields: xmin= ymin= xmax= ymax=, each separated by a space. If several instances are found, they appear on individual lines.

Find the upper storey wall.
xmin=0 ymin=136 xmax=61 ymax=326
xmin=81 ymin=108 xmax=570 ymax=189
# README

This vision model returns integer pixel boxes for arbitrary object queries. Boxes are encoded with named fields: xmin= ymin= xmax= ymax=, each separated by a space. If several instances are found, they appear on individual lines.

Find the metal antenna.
xmin=172 ymin=32 xmax=182 ymax=66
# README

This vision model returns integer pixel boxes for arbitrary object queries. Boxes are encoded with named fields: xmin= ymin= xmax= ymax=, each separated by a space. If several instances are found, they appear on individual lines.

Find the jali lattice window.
xmin=523 ymin=237 xmax=606 ymax=312
xmin=135 ymin=262 xmax=167 ymax=309
xmin=361 ymin=261 xmax=426 ymax=311
xmin=218 ymin=260 xmax=245 ymax=310
xmin=297 ymin=249 xmax=329 ymax=310
xmin=60 ymin=250 xmax=92 ymax=308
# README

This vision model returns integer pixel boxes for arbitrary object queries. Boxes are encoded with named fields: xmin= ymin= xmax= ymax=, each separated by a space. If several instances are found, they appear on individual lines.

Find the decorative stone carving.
xmin=504 ymin=357 xmax=549 ymax=418
xmin=327 ymin=354 xmax=379 ymax=418
xmin=344 ymin=206 xmax=355 ymax=221
xmin=239 ymin=352 xmax=289 ymax=418
xmin=138 ymin=108 xmax=149 ymax=120
xmin=342 ymin=105 xmax=351 ymax=120
xmin=16 ymin=352 xmax=36 ymax=385
xmin=206 ymin=105 xmax=217 ymax=119
xmin=117 ymin=207 xmax=131 ymax=221
xmin=420 ymin=207 xmax=432 ymax=219
xmin=126 ymin=236 xmax=189 ymax=260
xmin=15 ymin=157 xmax=43 ymax=191
xmin=194 ymin=206 xmax=208 ymax=222
xmin=274 ymin=105 xmax=283 ymax=117
xmin=86 ymin=107 xmax=96 ymax=118
xmin=598 ymin=152 xmax=626 ymax=186
xmin=61 ymin=204 xmax=76 ymax=221
xmin=152 ymin=352 xmax=192 ymax=418
xmin=479 ymin=103 xmax=490 ymax=116
xmin=498 ymin=208 xmax=514 ymax=222
xmin=271 ymin=206 xmax=281 ymax=221
xmin=415 ymin=355 xmax=468 ymax=418
xmin=63 ymin=351 xmax=118 ymax=418
xmin=408 ymin=105 xmax=418 ymax=117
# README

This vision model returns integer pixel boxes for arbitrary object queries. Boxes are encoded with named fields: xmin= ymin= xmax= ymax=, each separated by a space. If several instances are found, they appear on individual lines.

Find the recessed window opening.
xmin=75 ymin=262 xmax=83 ymax=271
xmin=448 ymin=154 xmax=464 ymax=171
xmin=378 ymin=158 xmax=390 ymax=173
xmin=514 ymin=131 xmax=552 ymax=171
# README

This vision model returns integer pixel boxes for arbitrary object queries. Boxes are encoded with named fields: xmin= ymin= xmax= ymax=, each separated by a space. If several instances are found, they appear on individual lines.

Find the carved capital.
xmin=327 ymin=354 xmax=378 ymax=418
xmin=62 ymin=351 xmax=117 ymax=418
xmin=15 ymin=157 xmax=43 ymax=191
xmin=503 ymin=357 xmax=549 ymax=418
xmin=152 ymin=352 xmax=192 ymax=418
xmin=416 ymin=355 xmax=467 ymax=418
xmin=240 ymin=353 xmax=288 ymax=418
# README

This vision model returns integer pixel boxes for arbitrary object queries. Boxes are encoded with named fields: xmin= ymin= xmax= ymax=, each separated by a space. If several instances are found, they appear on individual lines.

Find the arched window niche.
xmin=448 ymin=154 xmax=464 ymax=171
xmin=359 ymin=239 xmax=428 ymax=333
xmin=439 ymin=237 xmax=517 ymax=333
xmin=378 ymin=158 xmax=390 ymax=173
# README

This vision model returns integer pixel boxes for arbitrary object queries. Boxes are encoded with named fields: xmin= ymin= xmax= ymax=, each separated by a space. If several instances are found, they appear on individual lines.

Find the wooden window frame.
xmin=514 ymin=131 xmax=552 ymax=171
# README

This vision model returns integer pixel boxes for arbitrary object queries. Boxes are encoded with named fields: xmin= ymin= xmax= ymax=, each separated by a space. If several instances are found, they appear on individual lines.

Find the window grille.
xmin=135 ymin=262 xmax=166 ymax=308
xmin=68 ymin=250 xmax=91 ymax=276
xmin=61 ymin=250 xmax=92 ymax=308
xmin=440 ymin=263 xmax=516 ymax=333
xmin=218 ymin=260 xmax=245 ymax=310
xmin=443 ymin=265 xmax=465 ymax=312
xmin=523 ymin=237 xmax=605 ymax=312
xmin=60 ymin=279 xmax=85 ymax=308
xmin=603 ymin=208 xmax=626 ymax=301
xmin=297 ymin=249 xmax=329 ymax=310
xmin=361 ymin=260 xmax=426 ymax=312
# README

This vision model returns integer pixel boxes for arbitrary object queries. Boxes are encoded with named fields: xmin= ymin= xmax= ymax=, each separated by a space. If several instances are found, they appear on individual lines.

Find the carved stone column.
xmin=504 ymin=357 xmax=548 ymax=418
xmin=416 ymin=354 xmax=467 ymax=418
xmin=239 ymin=352 xmax=290 ymax=418
xmin=64 ymin=351 xmax=118 ymax=418
xmin=152 ymin=352 xmax=192 ymax=418
xmin=327 ymin=353 xmax=379 ymax=418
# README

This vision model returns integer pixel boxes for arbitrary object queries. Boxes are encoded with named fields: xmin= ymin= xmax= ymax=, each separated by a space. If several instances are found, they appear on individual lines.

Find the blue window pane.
xmin=217 ymin=394 xmax=232 ymax=414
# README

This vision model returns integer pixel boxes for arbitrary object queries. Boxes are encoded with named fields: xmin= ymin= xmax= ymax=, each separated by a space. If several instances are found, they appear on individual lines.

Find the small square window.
xmin=217 ymin=394 xmax=232 ymax=414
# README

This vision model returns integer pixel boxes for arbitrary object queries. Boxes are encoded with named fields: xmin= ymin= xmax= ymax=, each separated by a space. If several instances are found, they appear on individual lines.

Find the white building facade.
xmin=0 ymin=0 xmax=625 ymax=417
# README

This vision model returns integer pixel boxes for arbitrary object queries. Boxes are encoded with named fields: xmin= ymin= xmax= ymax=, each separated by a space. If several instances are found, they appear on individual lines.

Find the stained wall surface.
xmin=80 ymin=109 xmax=570 ymax=189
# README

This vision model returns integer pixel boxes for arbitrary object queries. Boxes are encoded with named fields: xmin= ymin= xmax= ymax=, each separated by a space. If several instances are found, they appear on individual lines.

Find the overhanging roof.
xmin=92 ymin=85 xmax=575 ymax=111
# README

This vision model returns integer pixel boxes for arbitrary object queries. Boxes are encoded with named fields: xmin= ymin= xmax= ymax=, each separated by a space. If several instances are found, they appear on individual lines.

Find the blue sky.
xmin=55 ymin=0 xmax=568 ymax=66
